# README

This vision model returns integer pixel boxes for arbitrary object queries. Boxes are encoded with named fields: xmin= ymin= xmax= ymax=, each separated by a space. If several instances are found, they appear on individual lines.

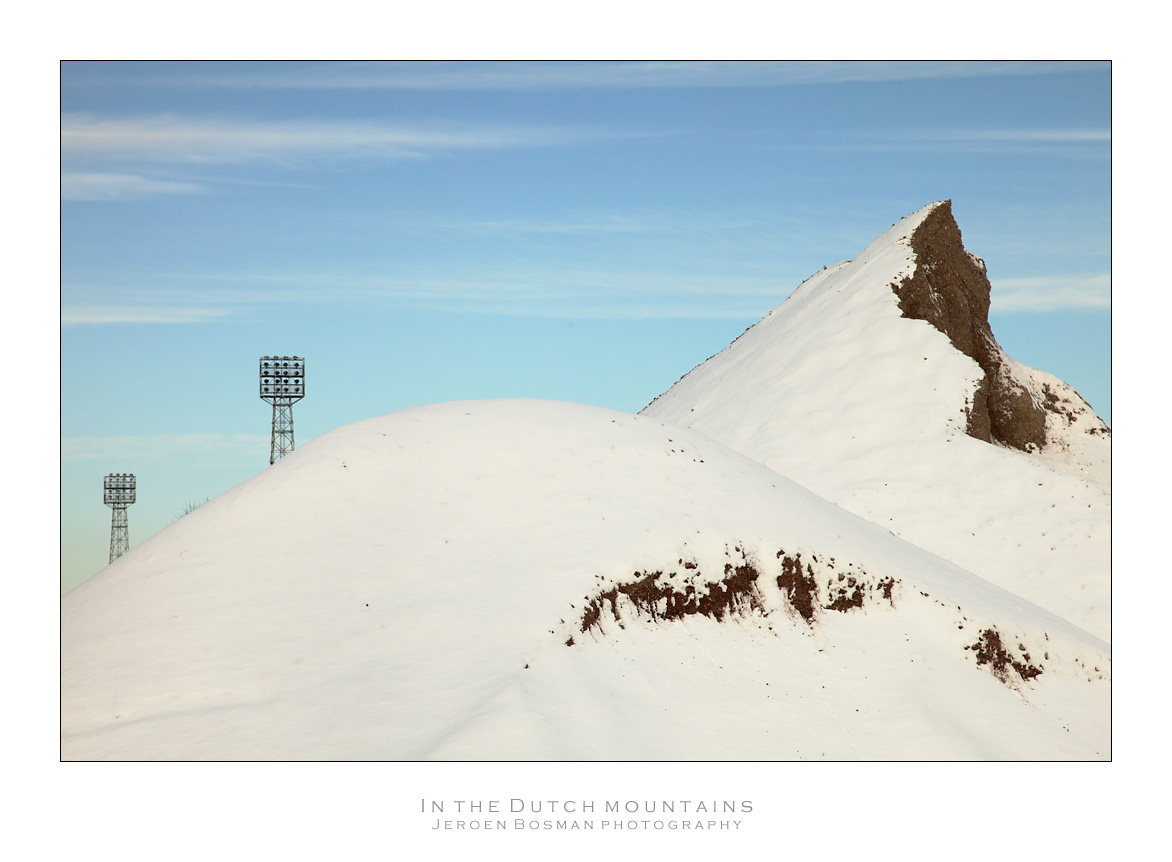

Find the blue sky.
xmin=60 ymin=60 xmax=1111 ymax=591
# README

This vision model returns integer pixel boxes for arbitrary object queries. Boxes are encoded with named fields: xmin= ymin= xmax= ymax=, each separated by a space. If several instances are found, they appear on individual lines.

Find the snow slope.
xmin=643 ymin=202 xmax=1110 ymax=639
xmin=62 ymin=400 xmax=1108 ymax=760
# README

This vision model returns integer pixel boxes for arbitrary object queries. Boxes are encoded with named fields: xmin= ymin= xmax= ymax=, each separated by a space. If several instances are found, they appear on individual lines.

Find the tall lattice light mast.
xmin=103 ymin=473 xmax=136 ymax=563
xmin=260 ymin=355 xmax=305 ymax=464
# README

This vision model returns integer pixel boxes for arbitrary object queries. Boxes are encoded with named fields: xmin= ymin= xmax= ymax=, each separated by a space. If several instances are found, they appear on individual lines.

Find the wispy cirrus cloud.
xmin=62 ymin=433 xmax=269 ymax=461
xmin=332 ymin=206 xmax=780 ymax=240
xmin=61 ymin=280 xmax=324 ymax=325
xmin=61 ymin=172 xmax=206 ymax=201
xmin=930 ymin=129 xmax=1110 ymax=144
xmin=990 ymin=274 xmax=1110 ymax=312
xmin=813 ymin=127 xmax=1110 ymax=155
xmin=61 ymin=263 xmax=789 ymax=325
xmin=61 ymin=112 xmax=647 ymax=167
xmin=61 ymin=305 xmax=234 ymax=325
xmin=179 ymin=60 xmax=1105 ymax=92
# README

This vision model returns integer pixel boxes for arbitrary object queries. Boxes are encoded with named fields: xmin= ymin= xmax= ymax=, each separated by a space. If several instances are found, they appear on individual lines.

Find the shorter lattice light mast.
xmin=260 ymin=355 xmax=305 ymax=464
xmin=103 ymin=473 xmax=136 ymax=563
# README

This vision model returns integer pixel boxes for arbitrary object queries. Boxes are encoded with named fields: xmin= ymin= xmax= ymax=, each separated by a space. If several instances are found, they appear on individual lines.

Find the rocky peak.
xmin=895 ymin=200 xmax=1047 ymax=451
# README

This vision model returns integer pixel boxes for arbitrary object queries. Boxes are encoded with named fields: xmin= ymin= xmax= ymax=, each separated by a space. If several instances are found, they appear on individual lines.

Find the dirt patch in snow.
xmin=572 ymin=546 xmax=1072 ymax=693
xmin=776 ymin=551 xmax=819 ymax=622
xmin=580 ymin=559 xmax=765 ymax=634
xmin=824 ymin=574 xmax=865 ymax=612
xmin=818 ymin=561 xmax=899 ymax=617
xmin=895 ymin=201 xmax=1048 ymax=451
xmin=578 ymin=546 xmax=901 ymax=636
xmin=966 ymin=627 xmax=1044 ymax=685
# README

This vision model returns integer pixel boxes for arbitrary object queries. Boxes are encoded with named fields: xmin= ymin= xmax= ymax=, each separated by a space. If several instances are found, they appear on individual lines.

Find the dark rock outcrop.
xmin=894 ymin=200 xmax=1047 ymax=451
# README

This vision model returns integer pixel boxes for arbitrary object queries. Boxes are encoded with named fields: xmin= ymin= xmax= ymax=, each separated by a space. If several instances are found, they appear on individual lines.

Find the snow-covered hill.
xmin=643 ymin=201 xmax=1110 ymax=639
xmin=63 ymin=400 xmax=1108 ymax=760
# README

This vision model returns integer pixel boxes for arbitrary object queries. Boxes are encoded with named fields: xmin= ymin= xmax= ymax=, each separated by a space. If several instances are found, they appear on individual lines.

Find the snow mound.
xmin=642 ymin=202 xmax=1110 ymax=638
xmin=63 ymin=400 xmax=1108 ymax=760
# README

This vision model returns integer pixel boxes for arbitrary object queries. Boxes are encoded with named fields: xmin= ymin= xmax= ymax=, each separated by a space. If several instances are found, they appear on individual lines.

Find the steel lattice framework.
xmin=260 ymin=356 xmax=305 ymax=464
xmin=103 ymin=473 xmax=136 ymax=563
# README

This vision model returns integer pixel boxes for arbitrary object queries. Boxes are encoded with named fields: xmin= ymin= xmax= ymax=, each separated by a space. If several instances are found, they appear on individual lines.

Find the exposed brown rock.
xmin=895 ymin=201 xmax=1048 ymax=451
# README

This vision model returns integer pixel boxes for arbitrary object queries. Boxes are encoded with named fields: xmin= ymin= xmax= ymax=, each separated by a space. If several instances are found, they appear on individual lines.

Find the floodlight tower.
xmin=260 ymin=355 xmax=305 ymax=464
xmin=103 ymin=473 xmax=136 ymax=563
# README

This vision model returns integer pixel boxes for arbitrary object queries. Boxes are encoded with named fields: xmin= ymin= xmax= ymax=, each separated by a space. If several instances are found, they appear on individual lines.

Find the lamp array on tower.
xmin=103 ymin=473 xmax=136 ymax=563
xmin=260 ymin=355 xmax=305 ymax=464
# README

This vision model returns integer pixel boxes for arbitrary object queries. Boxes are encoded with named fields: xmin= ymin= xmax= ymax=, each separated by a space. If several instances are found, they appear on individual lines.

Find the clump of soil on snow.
xmin=580 ymin=558 xmax=765 ymax=634
xmin=966 ymin=627 xmax=1044 ymax=684
xmin=824 ymin=573 xmax=866 ymax=612
xmin=776 ymin=552 xmax=819 ymax=622
xmin=895 ymin=201 xmax=1048 ymax=451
